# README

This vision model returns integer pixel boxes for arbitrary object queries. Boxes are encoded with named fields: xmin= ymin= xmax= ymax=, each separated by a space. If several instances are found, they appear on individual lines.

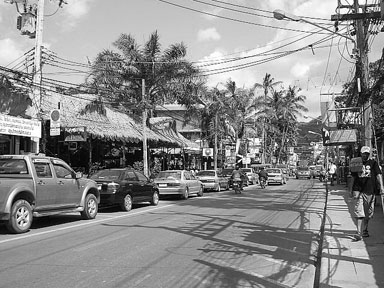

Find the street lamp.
xmin=273 ymin=9 xmax=356 ymax=45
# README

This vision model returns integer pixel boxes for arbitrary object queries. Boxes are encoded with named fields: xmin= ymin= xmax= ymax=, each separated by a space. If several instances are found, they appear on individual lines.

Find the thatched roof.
xmin=40 ymin=93 xmax=197 ymax=148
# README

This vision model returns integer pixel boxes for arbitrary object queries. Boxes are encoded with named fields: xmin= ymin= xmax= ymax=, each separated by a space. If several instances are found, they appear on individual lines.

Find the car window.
xmin=90 ymin=170 xmax=122 ymax=180
xmin=184 ymin=171 xmax=191 ymax=180
xmin=266 ymin=169 xmax=280 ymax=174
xmin=135 ymin=171 xmax=148 ymax=182
xmin=53 ymin=163 xmax=73 ymax=179
xmin=297 ymin=167 xmax=309 ymax=171
xmin=34 ymin=162 xmax=53 ymax=178
xmin=125 ymin=171 xmax=137 ymax=181
xmin=196 ymin=171 xmax=216 ymax=177
xmin=157 ymin=171 xmax=181 ymax=179
xmin=0 ymin=159 xmax=28 ymax=174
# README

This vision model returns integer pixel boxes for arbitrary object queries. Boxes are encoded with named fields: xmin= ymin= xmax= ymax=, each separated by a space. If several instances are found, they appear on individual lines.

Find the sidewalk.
xmin=319 ymin=182 xmax=384 ymax=288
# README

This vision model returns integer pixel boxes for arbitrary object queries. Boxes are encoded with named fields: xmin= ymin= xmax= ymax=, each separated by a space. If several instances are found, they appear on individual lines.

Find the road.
xmin=0 ymin=178 xmax=326 ymax=288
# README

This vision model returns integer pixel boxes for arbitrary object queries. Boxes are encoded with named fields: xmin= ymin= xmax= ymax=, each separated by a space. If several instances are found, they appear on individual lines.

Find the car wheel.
xmin=6 ymin=199 xmax=32 ymax=234
xmin=181 ymin=188 xmax=189 ymax=200
xmin=81 ymin=194 xmax=98 ymax=219
xmin=198 ymin=186 xmax=204 ymax=197
xmin=150 ymin=191 xmax=159 ymax=206
xmin=120 ymin=194 xmax=133 ymax=211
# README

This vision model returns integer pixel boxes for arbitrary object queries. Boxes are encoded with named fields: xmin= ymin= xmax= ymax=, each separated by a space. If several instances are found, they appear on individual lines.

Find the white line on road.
xmin=0 ymin=204 xmax=175 ymax=245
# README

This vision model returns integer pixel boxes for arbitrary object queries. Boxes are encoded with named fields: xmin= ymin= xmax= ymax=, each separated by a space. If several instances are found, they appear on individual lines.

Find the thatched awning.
xmin=40 ymin=93 xmax=180 ymax=145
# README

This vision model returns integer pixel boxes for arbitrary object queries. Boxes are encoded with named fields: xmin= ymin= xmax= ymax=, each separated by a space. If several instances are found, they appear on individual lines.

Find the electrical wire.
xmin=157 ymin=0 xmax=333 ymax=35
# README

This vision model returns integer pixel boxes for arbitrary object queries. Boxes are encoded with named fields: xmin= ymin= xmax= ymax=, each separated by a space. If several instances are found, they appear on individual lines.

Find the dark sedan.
xmin=89 ymin=168 xmax=159 ymax=211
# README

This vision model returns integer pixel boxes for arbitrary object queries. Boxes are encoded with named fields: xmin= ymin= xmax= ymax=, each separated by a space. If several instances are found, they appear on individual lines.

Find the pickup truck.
xmin=0 ymin=154 xmax=100 ymax=234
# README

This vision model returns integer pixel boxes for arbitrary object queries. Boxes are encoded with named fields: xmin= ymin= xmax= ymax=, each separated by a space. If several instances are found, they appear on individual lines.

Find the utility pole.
xmin=32 ymin=0 xmax=45 ymax=153
xmin=142 ymin=79 xmax=149 ymax=177
xmin=331 ymin=0 xmax=382 ymax=148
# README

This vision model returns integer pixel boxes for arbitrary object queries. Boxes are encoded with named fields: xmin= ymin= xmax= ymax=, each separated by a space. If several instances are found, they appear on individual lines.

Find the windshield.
xmin=266 ymin=169 xmax=280 ymax=174
xmin=196 ymin=171 xmax=215 ymax=177
xmin=297 ymin=167 xmax=309 ymax=171
xmin=90 ymin=170 xmax=122 ymax=180
xmin=157 ymin=171 xmax=181 ymax=179
xmin=221 ymin=169 xmax=234 ymax=176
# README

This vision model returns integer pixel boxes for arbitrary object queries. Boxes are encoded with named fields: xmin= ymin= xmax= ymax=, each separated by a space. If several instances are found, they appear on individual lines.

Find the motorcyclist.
xmin=258 ymin=167 xmax=268 ymax=186
xmin=231 ymin=165 xmax=244 ymax=190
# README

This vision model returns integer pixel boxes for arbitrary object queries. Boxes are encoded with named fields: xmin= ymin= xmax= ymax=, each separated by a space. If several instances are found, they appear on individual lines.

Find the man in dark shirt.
xmin=349 ymin=146 xmax=384 ymax=241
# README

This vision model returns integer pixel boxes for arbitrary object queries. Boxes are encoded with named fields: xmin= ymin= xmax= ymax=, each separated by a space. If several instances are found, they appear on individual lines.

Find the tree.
xmin=86 ymin=31 xmax=202 ymax=114
xmin=252 ymin=73 xmax=282 ymax=163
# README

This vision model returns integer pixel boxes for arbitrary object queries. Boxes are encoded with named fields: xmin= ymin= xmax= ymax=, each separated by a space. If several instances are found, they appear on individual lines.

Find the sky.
xmin=0 ymin=0 xmax=383 ymax=122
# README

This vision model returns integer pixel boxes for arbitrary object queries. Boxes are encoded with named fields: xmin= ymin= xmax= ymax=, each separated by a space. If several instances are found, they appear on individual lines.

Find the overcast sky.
xmin=1 ymin=0 xmax=383 ymax=121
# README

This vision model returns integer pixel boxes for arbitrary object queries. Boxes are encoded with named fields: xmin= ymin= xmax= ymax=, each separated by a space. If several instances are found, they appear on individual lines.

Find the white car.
xmin=196 ymin=170 xmax=229 ymax=191
xmin=265 ymin=168 xmax=285 ymax=185
xmin=241 ymin=168 xmax=259 ymax=185
xmin=154 ymin=170 xmax=203 ymax=199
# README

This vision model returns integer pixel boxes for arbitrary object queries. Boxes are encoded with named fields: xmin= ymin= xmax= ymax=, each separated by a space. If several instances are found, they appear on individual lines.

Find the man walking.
xmin=328 ymin=161 xmax=337 ymax=186
xmin=349 ymin=146 xmax=384 ymax=241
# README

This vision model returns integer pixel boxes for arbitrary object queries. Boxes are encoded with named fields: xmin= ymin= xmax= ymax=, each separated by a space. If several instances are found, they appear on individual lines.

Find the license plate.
xmin=158 ymin=183 xmax=167 ymax=187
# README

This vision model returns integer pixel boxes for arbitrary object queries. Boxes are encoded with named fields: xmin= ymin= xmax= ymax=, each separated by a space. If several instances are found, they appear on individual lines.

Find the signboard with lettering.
xmin=0 ymin=113 xmax=41 ymax=138
xmin=64 ymin=126 xmax=87 ymax=142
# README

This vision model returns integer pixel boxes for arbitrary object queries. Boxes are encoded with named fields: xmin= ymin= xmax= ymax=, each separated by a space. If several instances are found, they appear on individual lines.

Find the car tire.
xmin=81 ymin=194 xmax=98 ymax=219
xmin=120 ymin=194 xmax=133 ymax=211
xmin=150 ymin=192 xmax=159 ymax=206
xmin=6 ymin=199 xmax=32 ymax=234
xmin=181 ymin=188 xmax=189 ymax=200
xmin=198 ymin=186 xmax=204 ymax=197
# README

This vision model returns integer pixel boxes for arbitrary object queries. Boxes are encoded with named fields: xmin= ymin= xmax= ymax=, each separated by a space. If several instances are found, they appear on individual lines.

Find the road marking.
xmin=0 ymin=204 xmax=175 ymax=245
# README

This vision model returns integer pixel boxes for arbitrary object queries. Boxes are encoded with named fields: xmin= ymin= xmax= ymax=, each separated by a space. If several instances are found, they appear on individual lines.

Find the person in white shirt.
xmin=328 ymin=161 xmax=337 ymax=186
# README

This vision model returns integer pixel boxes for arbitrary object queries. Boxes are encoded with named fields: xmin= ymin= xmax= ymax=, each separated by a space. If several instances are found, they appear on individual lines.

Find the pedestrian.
xmin=328 ymin=161 xmax=337 ymax=186
xmin=349 ymin=146 xmax=384 ymax=241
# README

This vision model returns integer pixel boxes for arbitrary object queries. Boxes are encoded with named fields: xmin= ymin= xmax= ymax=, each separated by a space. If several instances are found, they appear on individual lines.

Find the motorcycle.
xmin=233 ymin=180 xmax=242 ymax=194
xmin=260 ymin=177 xmax=267 ymax=189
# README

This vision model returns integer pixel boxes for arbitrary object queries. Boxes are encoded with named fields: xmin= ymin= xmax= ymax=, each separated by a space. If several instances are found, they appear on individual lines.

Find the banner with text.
xmin=0 ymin=113 xmax=41 ymax=138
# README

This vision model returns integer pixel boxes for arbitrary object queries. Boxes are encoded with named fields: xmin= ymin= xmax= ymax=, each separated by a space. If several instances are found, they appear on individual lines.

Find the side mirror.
xmin=75 ymin=171 xmax=83 ymax=179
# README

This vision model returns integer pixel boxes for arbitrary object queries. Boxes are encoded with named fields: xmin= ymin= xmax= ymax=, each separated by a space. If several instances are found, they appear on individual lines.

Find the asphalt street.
xmin=0 ymin=178 xmax=325 ymax=288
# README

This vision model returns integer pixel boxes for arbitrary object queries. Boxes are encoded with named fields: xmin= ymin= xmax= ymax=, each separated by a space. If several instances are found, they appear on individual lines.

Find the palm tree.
xmin=86 ymin=31 xmax=202 ymax=114
xmin=275 ymin=86 xmax=308 ymax=163
xmin=252 ymin=73 xmax=282 ymax=163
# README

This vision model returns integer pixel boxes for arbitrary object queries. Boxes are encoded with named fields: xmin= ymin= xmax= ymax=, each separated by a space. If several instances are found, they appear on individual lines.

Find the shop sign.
xmin=64 ymin=126 xmax=87 ymax=142
xmin=0 ymin=113 xmax=41 ymax=138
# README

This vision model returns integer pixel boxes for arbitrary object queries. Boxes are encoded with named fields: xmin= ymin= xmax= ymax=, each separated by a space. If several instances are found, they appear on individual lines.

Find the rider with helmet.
xmin=258 ymin=167 xmax=268 ymax=186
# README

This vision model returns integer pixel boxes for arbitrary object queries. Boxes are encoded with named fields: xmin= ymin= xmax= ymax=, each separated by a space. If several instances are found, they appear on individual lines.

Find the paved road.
xmin=0 ymin=178 xmax=326 ymax=288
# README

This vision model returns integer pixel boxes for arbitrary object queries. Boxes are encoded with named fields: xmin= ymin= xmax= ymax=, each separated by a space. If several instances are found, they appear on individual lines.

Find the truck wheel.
xmin=81 ymin=194 xmax=98 ymax=219
xmin=120 ymin=194 xmax=133 ymax=211
xmin=6 ymin=199 xmax=33 ymax=234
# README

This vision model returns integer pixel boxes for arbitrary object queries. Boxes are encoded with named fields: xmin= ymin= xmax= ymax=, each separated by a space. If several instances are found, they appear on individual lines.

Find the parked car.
xmin=154 ymin=170 xmax=203 ymax=199
xmin=221 ymin=167 xmax=249 ymax=188
xmin=296 ymin=166 xmax=311 ymax=179
xmin=0 ymin=154 xmax=99 ymax=234
xmin=89 ymin=168 xmax=159 ymax=211
xmin=196 ymin=170 xmax=229 ymax=191
xmin=265 ymin=168 xmax=285 ymax=185
xmin=241 ymin=168 xmax=259 ymax=185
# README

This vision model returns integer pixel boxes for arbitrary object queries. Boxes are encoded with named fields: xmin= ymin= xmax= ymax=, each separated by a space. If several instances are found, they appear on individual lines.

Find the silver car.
xmin=154 ymin=170 xmax=203 ymax=199
xmin=196 ymin=170 xmax=229 ymax=191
